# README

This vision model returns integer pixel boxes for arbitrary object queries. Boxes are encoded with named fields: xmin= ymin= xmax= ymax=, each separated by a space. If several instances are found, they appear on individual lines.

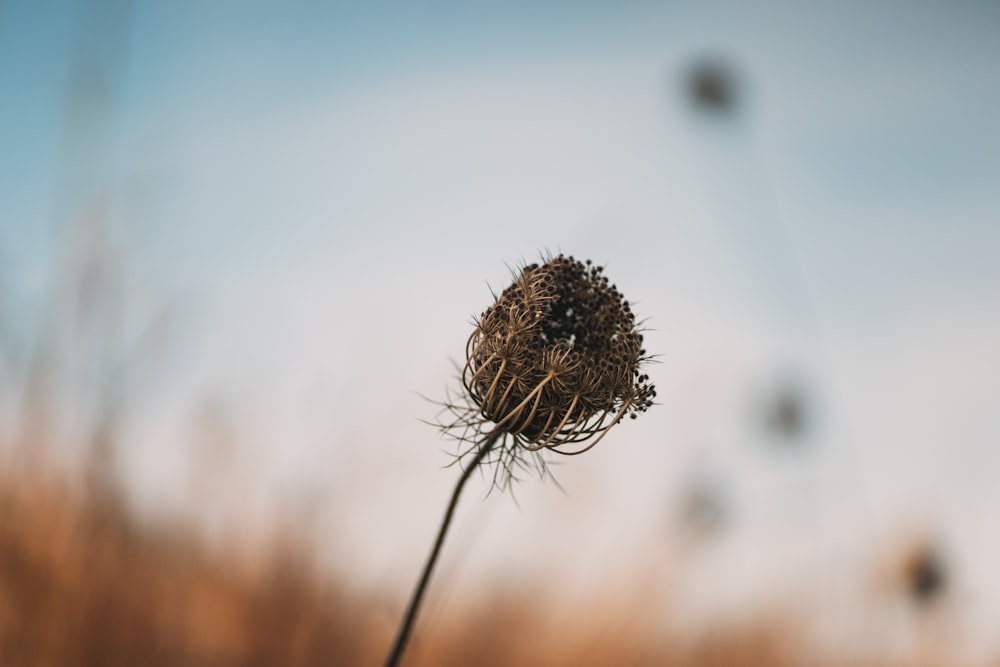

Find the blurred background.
xmin=2 ymin=1 xmax=999 ymax=665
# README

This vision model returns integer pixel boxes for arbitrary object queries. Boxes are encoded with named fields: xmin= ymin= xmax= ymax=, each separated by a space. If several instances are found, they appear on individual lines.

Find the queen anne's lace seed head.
xmin=442 ymin=253 xmax=656 ymax=489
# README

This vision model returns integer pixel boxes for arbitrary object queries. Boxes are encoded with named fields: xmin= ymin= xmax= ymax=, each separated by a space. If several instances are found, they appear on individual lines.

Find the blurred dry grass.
xmin=0 ymin=451 xmax=951 ymax=667
xmin=0 ymin=461 xmax=384 ymax=666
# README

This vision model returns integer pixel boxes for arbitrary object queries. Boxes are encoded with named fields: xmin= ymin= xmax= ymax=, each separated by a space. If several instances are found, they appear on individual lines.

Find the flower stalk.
xmin=382 ymin=430 xmax=501 ymax=667
xmin=384 ymin=254 xmax=656 ymax=666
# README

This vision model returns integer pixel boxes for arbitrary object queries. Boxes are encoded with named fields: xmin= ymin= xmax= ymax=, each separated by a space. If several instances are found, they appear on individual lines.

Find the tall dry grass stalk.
xmin=384 ymin=254 xmax=657 ymax=667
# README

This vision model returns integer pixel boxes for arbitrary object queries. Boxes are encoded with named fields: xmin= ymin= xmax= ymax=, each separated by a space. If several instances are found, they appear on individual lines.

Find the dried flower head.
xmin=387 ymin=253 xmax=657 ymax=667
xmin=441 ymin=253 xmax=656 ymax=488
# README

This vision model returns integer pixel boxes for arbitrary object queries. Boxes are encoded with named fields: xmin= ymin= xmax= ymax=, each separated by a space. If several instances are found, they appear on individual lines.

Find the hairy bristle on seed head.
xmin=458 ymin=254 xmax=655 ymax=468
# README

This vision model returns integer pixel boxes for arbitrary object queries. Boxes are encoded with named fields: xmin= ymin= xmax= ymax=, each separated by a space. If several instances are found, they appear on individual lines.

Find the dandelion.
xmin=384 ymin=253 xmax=656 ymax=667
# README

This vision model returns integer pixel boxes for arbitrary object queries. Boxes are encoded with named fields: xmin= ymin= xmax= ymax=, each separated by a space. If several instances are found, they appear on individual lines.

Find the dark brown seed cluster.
xmin=461 ymin=254 xmax=655 ymax=457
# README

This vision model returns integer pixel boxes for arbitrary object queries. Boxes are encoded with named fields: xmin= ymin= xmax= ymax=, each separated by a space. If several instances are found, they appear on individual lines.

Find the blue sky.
xmin=3 ymin=1 xmax=999 ymax=329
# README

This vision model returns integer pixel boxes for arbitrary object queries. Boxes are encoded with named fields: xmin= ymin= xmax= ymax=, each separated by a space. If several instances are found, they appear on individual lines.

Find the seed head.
xmin=441 ymin=254 xmax=656 ymax=489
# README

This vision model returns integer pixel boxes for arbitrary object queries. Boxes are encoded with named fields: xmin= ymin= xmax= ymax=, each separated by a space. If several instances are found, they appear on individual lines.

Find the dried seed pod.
xmin=388 ymin=254 xmax=658 ymax=667
xmin=443 ymin=254 xmax=656 ymax=488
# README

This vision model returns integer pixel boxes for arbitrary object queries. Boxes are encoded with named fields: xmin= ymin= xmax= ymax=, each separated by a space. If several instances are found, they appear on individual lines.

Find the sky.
xmin=2 ymin=0 xmax=1000 ymax=659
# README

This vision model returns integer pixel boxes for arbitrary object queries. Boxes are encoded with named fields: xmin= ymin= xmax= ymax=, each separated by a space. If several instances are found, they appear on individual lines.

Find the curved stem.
xmin=383 ymin=430 xmax=502 ymax=667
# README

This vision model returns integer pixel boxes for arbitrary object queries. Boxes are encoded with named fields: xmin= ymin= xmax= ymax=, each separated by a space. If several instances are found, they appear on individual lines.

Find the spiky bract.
xmin=440 ymin=254 xmax=655 ymax=489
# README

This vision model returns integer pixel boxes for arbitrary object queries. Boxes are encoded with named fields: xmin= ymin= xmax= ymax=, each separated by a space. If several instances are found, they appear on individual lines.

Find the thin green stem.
xmin=383 ymin=430 xmax=502 ymax=667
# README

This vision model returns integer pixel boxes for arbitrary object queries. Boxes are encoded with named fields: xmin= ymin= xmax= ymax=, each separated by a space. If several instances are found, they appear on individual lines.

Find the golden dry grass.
xmin=0 ymin=459 xmax=982 ymax=667
xmin=0 ymin=465 xmax=382 ymax=666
